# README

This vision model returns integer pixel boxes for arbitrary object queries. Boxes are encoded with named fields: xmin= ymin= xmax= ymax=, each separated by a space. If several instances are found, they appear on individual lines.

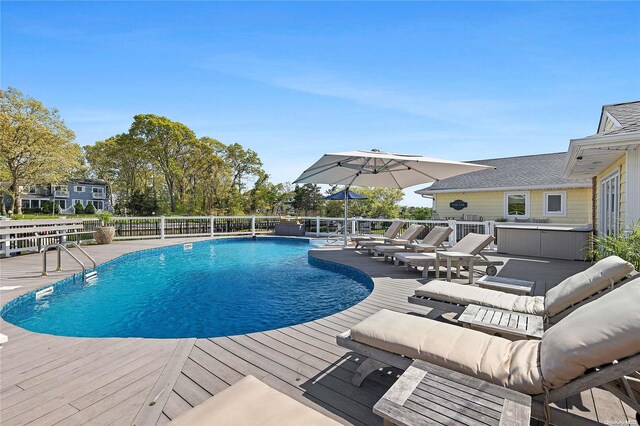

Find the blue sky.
xmin=2 ymin=2 xmax=639 ymax=206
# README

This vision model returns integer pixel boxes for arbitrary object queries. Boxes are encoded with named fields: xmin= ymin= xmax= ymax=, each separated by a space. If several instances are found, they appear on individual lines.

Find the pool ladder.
xmin=41 ymin=242 xmax=98 ymax=281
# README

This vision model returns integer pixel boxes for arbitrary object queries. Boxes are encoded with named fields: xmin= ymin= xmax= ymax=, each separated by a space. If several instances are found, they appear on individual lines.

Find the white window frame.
xmin=92 ymin=186 xmax=105 ymax=194
xmin=72 ymin=199 xmax=86 ymax=207
xmin=74 ymin=185 xmax=85 ymax=192
xmin=599 ymin=170 xmax=620 ymax=236
xmin=28 ymin=186 xmax=37 ymax=194
xmin=504 ymin=191 xmax=530 ymax=219
xmin=543 ymin=191 xmax=567 ymax=217
xmin=91 ymin=200 xmax=104 ymax=210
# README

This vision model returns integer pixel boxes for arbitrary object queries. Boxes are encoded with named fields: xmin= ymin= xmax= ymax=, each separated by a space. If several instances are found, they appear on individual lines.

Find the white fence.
xmin=1 ymin=216 xmax=497 ymax=256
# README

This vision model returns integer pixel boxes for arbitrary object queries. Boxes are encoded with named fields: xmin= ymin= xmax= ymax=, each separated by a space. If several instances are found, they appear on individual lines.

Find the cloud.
xmin=197 ymin=54 xmax=533 ymax=133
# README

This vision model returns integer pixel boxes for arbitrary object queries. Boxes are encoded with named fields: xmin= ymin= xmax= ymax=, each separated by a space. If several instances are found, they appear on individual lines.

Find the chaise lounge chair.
xmin=409 ymin=255 xmax=635 ymax=324
xmin=372 ymin=225 xmax=453 ymax=261
xmin=337 ymin=277 xmax=640 ymax=424
xmin=358 ymin=223 xmax=426 ymax=254
xmin=170 ymin=375 xmax=340 ymax=426
xmin=394 ymin=232 xmax=501 ymax=277
xmin=352 ymin=220 xmax=404 ymax=248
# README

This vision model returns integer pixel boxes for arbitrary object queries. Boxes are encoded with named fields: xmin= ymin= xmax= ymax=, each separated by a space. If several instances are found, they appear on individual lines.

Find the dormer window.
xmin=75 ymin=185 xmax=84 ymax=192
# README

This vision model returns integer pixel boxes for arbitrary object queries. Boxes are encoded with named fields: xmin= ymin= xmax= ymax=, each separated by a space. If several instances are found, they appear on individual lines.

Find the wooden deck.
xmin=0 ymin=238 xmax=636 ymax=425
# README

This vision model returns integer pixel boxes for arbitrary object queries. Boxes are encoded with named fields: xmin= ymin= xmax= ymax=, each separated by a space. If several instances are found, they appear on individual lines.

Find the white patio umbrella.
xmin=293 ymin=150 xmax=494 ymax=244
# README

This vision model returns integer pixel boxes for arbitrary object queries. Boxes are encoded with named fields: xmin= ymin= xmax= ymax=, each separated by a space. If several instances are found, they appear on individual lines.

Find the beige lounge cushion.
xmin=544 ymin=256 xmax=634 ymax=317
xmin=170 ymin=375 xmax=339 ymax=426
xmin=451 ymin=233 xmax=494 ymax=255
xmin=415 ymin=280 xmax=545 ymax=315
xmin=421 ymin=226 xmax=453 ymax=246
xmin=540 ymin=276 xmax=640 ymax=390
xmin=395 ymin=252 xmax=436 ymax=264
xmin=359 ymin=239 xmax=386 ymax=248
xmin=383 ymin=220 xmax=405 ymax=238
xmin=374 ymin=245 xmax=405 ymax=254
xmin=350 ymin=309 xmax=543 ymax=394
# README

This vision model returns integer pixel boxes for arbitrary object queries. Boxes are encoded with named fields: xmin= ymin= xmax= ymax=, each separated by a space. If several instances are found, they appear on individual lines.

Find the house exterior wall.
xmin=2 ymin=181 xmax=111 ymax=213
xmin=433 ymin=187 xmax=592 ymax=224
xmin=594 ymin=155 xmax=628 ymax=233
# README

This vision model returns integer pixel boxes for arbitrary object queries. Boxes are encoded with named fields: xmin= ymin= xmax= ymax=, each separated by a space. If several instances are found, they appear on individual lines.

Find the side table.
xmin=373 ymin=359 xmax=531 ymax=425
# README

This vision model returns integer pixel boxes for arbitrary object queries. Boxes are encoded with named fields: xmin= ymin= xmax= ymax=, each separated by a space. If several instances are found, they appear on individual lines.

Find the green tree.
xmin=291 ymin=184 xmax=324 ymax=215
xmin=74 ymin=201 xmax=85 ymax=214
xmin=129 ymin=114 xmax=198 ymax=213
xmin=324 ymin=186 xmax=404 ymax=218
xmin=0 ymin=87 xmax=81 ymax=214
xmin=84 ymin=202 xmax=96 ymax=214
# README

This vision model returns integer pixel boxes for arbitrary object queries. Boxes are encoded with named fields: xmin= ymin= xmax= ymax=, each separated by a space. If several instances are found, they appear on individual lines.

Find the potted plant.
xmin=94 ymin=212 xmax=115 ymax=245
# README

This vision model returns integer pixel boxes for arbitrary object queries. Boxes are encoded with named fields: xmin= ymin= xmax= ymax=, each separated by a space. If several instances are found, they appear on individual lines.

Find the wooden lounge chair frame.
xmin=408 ymin=272 xmax=637 ymax=327
xmin=337 ymin=330 xmax=640 ymax=425
xmin=373 ymin=226 xmax=453 ymax=262
xmin=359 ymin=224 xmax=425 ymax=254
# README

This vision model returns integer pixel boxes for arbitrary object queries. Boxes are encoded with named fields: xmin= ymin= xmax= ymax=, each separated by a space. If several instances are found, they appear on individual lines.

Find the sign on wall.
xmin=449 ymin=199 xmax=468 ymax=211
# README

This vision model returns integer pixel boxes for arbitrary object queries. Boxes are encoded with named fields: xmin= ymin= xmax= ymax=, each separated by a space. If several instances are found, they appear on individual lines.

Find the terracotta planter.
xmin=94 ymin=226 xmax=115 ymax=245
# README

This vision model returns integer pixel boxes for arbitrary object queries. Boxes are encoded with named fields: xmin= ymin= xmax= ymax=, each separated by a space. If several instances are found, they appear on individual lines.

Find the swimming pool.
xmin=1 ymin=238 xmax=373 ymax=338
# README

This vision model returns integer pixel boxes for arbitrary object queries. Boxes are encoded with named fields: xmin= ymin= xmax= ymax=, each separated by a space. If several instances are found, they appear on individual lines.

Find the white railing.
xmin=1 ymin=215 xmax=500 ymax=256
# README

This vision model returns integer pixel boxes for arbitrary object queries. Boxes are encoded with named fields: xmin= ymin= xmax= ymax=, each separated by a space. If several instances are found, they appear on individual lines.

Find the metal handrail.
xmin=41 ymin=242 xmax=97 ymax=280
xmin=66 ymin=241 xmax=97 ymax=272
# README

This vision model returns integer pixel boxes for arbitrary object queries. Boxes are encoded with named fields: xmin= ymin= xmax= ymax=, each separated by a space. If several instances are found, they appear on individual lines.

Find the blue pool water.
xmin=1 ymin=238 xmax=373 ymax=338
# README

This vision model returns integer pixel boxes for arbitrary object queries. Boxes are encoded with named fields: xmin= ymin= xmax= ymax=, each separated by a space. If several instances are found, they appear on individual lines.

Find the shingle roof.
xmin=416 ymin=152 xmax=592 ymax=194
xmin=600 ymin=101 xmax=640 ymax=135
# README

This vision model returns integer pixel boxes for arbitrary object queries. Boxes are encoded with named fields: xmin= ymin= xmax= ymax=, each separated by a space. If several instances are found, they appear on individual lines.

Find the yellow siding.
xmin=434 ymin=188 xmax=592 ymax=224
xmin=595 ymin=155 xmax=626 ymax=232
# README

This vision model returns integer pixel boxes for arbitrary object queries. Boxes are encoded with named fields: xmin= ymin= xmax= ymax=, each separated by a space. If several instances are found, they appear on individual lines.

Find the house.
xmin=415 ymin=153 xmax=592 ymax=223
xmin=3 ymin=178 xmax=111 ymax=214
xmin=563 ymin=101 xmax=640 ymax=235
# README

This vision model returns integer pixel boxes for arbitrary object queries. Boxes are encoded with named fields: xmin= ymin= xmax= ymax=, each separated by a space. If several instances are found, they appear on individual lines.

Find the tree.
xmin=223 ymin=143 xmax=263 ymax=192
xmin=129 ymin=114 xmax=198 ymax=213
xmin=324 ymin=186 xmax=404 ymax=218
xmin=291 ymin=184 xmax=324 ymax=215
xmin=84 ymin=202 xmax=96 ymax=214
xmin=74 ymin=201 xmax=85 ymax=214
xmin=0 ymin=87 xmax=81 ymax=214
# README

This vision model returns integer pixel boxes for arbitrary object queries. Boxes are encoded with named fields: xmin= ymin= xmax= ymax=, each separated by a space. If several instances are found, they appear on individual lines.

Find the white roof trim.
xmin=598 ymin=110 xmax=622 ymax=133
xmin=416 ymin=182 xmax=591 ymax=195
xmin=563 ymin=131 xmax=640 ymax=178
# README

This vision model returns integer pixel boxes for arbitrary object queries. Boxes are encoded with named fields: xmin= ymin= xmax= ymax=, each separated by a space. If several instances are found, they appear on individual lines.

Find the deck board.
xmin=1 ymin=238 xmax=635 ymax=425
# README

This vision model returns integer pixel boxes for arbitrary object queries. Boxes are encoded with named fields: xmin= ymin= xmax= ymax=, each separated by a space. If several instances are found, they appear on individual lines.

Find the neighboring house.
xmin=563 ymin=101 xmax=640 ymax=235
xmin=2 ymin=179 xmax=111 ymax=214
xmin=416 ymin=153 xmax=592 ymax=224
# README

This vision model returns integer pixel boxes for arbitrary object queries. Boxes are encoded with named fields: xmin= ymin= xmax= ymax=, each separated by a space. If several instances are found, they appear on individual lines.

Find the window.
xmin=544 ymin=192 xmax=566 ymax=216
xmin=90 ymin=200 xmax=104 ymax=210
xmin=55 ymin=200 xmax=67 ymax=210
xmin=21 ymin=199 xmax=31 ymax=208
xmin=92 ymin=187 xmax=105 ymax=198
xmin=28 ymin=186 xmax=37 ymax=194
xmin=599 ymin=171 xmax=620 ymax=236
xmin=73 ymin=199 xmax=85 ymax=207
xmin=74 ymin=186 xmax=84 ymax=192
xmin=504 ymin=192 xmax=530 ymax=218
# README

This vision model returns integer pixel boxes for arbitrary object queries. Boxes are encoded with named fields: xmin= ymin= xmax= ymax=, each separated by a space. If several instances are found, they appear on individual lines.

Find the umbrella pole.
xmin=344 ymin=186 xmax=349 ymax=246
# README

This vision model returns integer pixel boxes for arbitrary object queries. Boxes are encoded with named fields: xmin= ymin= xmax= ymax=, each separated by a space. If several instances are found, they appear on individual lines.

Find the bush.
xmin=84 ymin=203 xmax=96 ymax=214
xmin=74 ymin=201 xmax=85 ymax=214
xmin=41 ymin=201 xmax=59 ymax=214
xmin=589 ymin=226 xmax=640 ymax=270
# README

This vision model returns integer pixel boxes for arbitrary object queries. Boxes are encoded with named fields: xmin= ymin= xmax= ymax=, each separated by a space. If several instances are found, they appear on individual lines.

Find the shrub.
xmin=41 ymin=201 xmax=59 ymax=214
xmin=84 ymin=203 xmax=96 ymax=214
xmin=96 ymin=212 xmax=112 ymax=226
xmin=74 ymin=201 xmax=85 ymax=214
xmin=589 ymin=225 xmax=640 ymax=270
